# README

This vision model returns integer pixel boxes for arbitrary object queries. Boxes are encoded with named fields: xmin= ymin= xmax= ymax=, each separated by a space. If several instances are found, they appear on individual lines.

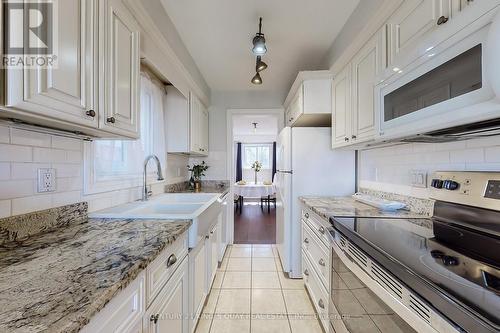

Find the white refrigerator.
xmin=275 ymin=127 xmax=355 ymax=278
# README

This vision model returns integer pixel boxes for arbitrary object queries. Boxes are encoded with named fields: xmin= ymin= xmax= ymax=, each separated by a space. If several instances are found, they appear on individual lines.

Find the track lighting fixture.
xmin=251 ymin=72 xmax=262 ymax=85
xmin=256 ymin=56 xmax=267 ymax=72
xmin=252 ymin=17 xmax=267 ymax=56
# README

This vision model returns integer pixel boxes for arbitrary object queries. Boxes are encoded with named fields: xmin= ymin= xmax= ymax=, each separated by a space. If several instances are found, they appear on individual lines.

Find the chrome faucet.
xmin=142 ymin=155 xmax=164 ymax=201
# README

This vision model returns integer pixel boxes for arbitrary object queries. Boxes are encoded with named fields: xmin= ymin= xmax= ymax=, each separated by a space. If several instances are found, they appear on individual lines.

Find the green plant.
xmin=187 ymin=161 xmax=209 ymax=181
xmin=251 ymin=161 xmax=262 ymax=173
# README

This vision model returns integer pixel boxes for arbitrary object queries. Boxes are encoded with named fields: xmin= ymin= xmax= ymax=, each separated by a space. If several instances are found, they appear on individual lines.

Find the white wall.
xmin=0 ymin=124 xmax=188 ymax=218
xmin=359 ymin=136 xmax=500 ymax=199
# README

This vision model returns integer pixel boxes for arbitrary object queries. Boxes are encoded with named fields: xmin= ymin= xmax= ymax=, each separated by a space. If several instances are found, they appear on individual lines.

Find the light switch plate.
xmin=37 ymin=168 xmax=56 ymax=193
xmin=410 ymin=170 xmax=427 ymax=188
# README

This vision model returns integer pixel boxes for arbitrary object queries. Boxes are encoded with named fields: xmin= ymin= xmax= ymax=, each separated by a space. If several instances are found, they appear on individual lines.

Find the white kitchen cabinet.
xmin=283 ymin=71 xmax=333 ymax=127
xmin=144 ymin=257 xmax=189 ymax=333
xmin=165 ymin=88 xmax=208 ymax=156
xmin=189 ymin=92 xmax=209 ymax=155
xmin=99 ymin=0 xmax=141 ymax=138
xmin=206 ymin=222 xmax=219 ymax=291
xmin=188 ymin=238 xmax=207 ymax=333
xmin=332 ymin=64 xmax=351 ymax=147
xmin=2 ymin=0 xmax=98 ymax=129
xmin=332 ymin=29 xmax=384 ymax=149
xmin=386 ymin=0 xmax=452 ymax=68
xmin=80 ymin=272 xmax=146 ymax=333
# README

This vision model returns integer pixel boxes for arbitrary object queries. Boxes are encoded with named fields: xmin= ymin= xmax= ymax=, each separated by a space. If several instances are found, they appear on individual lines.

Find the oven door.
xmin=328 ymin=234 xmax=417 ymax=333
xmin=377 ymin=8 xmax=500 ymax=141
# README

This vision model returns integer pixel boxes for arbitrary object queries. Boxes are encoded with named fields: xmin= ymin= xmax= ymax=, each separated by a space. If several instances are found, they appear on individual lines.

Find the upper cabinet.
xmin=99 ymin=0 xmax=141 ymax=138
xmin=386 ymin=0 xmax=451 ymax=68
xmin=332 ymin=30 xmax=384 ymax=148
xmin=2 ymin=0 xmax=98 ymax=129
xmin=1 ymin=0 xmax=141 ymax=139
xmin=284 ymin=71 xmax=333 ymax=127
xmin=165 ymin=87 xmax=209 ymax=156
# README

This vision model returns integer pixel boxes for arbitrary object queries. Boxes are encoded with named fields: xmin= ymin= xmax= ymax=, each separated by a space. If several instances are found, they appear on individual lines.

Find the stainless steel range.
xmin=329 ymin=172 xmax=500 ymax=333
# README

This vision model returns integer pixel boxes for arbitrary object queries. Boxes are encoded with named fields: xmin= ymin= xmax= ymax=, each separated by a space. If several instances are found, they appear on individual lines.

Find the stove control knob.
xmin=442 ymin=255 xmax=459 ymax=266
xmin=443 ymin=180 xmax=459 ymax=190
xmin=431 ymin=250 xmax=445 ymax=259
xmin=431 ymin=179 xmax=444 ymax=189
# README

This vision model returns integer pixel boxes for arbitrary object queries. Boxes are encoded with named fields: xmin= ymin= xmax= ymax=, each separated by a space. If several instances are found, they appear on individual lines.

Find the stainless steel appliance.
xmin=330 ymin=172 xmax=500 ymax=333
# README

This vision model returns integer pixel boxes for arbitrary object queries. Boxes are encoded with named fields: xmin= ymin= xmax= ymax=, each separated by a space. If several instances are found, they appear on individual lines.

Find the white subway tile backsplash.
xmin=56 ymin=177 xmax=83 ymax=192
xmin=0 ymin=144 xmax=32 ymax=162
xmin=53 ymin=164 xmax=82 ymax=178
xmin=0 ymin=180 xmax=34 ymax=200
xmin=484 ymin=147 xmax=500 ymax=163
xmin=449 ymin=148 xmax=485 ymax=163
xmin=0 ymin=163 xmax=10 ymax=180
xmin=11 ymin=195 xmax=52 ymax=215
xmin=11 ymin=163 xmax=50 ymax=180
xmin=0 ymin=200 xmax=11 ymax=218
xmin=0 ymin=126 xmax=9 ymax=143
xmin=66 ymin=150 xmax=83 ymax=164
xmin=52 ymin=191 xmax=82 ymax=208
xmin=33 ymin=148 xmax=67 ymax=163
xmin=51 ymin=136 xmax=82 ymax=151
xmin=10 ymin=129 xmax=51 ymax=147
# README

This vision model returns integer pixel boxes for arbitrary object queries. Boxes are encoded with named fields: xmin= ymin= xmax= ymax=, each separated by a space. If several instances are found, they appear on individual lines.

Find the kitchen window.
xmin=243 ymin=143 xmax=272 ymax=169
xmin=84 ymin=71 xmax=166 ymax=194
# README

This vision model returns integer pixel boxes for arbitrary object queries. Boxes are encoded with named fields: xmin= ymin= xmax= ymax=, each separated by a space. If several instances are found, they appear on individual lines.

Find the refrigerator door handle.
xmin=276 ymin=170 xmax=293 ymax=174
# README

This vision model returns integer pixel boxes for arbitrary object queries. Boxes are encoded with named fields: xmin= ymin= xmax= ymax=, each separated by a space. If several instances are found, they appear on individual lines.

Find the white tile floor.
xmin=195 ymin=244 xmax=324 ymax=333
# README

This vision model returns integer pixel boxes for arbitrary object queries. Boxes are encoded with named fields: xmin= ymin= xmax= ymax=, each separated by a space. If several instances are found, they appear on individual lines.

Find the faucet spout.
xmin=142 ymin=154 xmax=164 ymax=201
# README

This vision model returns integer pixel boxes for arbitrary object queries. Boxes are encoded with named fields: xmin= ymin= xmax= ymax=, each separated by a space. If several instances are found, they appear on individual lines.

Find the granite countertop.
xmin=299 ymin=196 xmax=430 ymax=220
xmin=0 ymin=216 xmax=191 ymax=333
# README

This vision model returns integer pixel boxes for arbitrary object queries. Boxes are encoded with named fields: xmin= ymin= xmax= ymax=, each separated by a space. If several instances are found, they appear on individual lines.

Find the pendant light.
xmin=253 ymin=122 xmax=258 ymax=133
xmin=251 ymin=72 xmax=262 ymax=85
xmin=252 ymin=17 xmax=267 ymax=56
xmin=256 ymin=56 xmax=267 ymax=72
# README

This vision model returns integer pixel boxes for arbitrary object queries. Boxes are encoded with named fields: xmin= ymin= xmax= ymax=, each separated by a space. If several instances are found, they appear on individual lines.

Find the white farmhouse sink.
xmin=89 ymin=193 xmax=223 ymax=248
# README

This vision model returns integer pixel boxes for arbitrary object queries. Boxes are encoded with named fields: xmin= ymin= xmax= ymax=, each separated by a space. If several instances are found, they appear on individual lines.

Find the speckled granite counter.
xmin=0 ymin=206 xmax=191 ymax=333
xmin=299 ymin=196 xmax=430 ymax=220
xmin=165 ymin=180 xmax=229 ymax=196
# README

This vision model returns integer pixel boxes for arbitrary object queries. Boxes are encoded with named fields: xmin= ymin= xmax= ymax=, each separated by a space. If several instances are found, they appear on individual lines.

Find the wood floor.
xmin=234 ymin=202 xmax=276 ymax=244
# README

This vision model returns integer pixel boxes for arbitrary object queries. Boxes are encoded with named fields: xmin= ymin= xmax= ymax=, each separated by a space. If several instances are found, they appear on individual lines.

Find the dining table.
xmin=233 ymin=182 xmax=275 ymax=213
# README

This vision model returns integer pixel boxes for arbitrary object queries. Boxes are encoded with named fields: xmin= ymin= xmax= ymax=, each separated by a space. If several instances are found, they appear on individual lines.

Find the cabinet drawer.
xmin=302 ymin=223 xmax=329 ymax=290
xmin=81 ymin=272 xmax=145 ymax=333
xmin=302 ymin=249 xmax=329 ymax=332
xmin=302 ymin=208 xmax=330 ymax=248
xmin=146 ymin=233 xmax=188 ymax=307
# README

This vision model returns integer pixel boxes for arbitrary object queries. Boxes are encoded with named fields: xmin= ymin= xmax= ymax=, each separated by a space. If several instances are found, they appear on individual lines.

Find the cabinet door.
xmin=351 ymin=31 xmax=384 ymax=143
xmin=189 ymin=239 xmax=207 ymax=331
xmin=387 ymin=0 xmax=451 ymax=66
xmin=5 ymin=0 xmax=97 ymax=127
xmin=200 ymin=104 xmax=209 ymax=154
xmin=291 ymin=87 xmax=303 ymax=125
xmin=189 ymin=93 xmax=200 ymax=153
xmin=332 ymin=65 xmax=351 ymax=147
xmin=100 ymin=0 xmax=140 ymax=138
xmin=145 ymin=257 xmax=189 ymax=333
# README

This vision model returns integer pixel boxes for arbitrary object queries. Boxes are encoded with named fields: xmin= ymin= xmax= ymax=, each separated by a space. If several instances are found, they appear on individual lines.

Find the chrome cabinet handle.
xmin=106 ymin=116 xmax=116 ymax=123
xmin=318 ymin=226 xmax=325 ymax=234
xmin=304 ymin=269 xmax=309 ymax=276
xmin=166 ymin=254 xmax=177 ymax=268
xmin=344 ymin=137 xmax=350 ymax=142
xmin=318 ymin=299 xmax=325 ymax=309
xmin=86 ymin=110 xmax=96 ymax=117
xmin=304 ymin=212 xmax=309 ymax=219
xmin=351 ymin=135 xmax=357 ymax=139
xmin=150 ymin=314 xmax=159 ymax=324
xmin=304 ymin=238 xmax=309 ymax=244
xmin=437 ymin=16 xmax=449 ymax=25
xmin=319 ymin=258 xmax=326 ymax=266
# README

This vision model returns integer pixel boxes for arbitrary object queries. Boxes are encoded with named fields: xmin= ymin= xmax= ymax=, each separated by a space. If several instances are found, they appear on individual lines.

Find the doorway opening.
xmin=227 ymin=110 xmax=283 ymax=244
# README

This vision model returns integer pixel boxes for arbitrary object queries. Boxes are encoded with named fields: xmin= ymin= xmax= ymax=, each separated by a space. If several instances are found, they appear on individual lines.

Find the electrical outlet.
xmin=410 ymin=170 xmax=427 ymax=188
xmin=37 ymin=168 xmax=56 ymax=193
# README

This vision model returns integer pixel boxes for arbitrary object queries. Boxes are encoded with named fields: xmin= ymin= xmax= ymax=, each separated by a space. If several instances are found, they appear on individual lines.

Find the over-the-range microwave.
xmin=376 ymin=6 xmax=500 ymax=142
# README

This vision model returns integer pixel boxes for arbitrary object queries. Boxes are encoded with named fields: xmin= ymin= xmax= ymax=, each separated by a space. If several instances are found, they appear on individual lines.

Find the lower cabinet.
xmin=188 ymin=238 xmax=207 ymax=333
xmin=144 ymin=256 xmax=189 ymax=333
xmin=206 ymin=219 xmax=221 ymax=290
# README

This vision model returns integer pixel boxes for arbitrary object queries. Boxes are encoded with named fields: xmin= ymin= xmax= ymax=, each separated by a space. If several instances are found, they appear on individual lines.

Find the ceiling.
xmin=233 ymin=114 xmax=278 ymax=137
xmin=160 ymin=0 xmax=359 ymax=98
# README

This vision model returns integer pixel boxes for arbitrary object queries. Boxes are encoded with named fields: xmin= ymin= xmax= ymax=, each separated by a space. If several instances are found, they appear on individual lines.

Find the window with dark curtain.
xmin=272 ymin=141 xmax=277 ymax=182
xmin=236 ymin=142 xmax=243 ymax=182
